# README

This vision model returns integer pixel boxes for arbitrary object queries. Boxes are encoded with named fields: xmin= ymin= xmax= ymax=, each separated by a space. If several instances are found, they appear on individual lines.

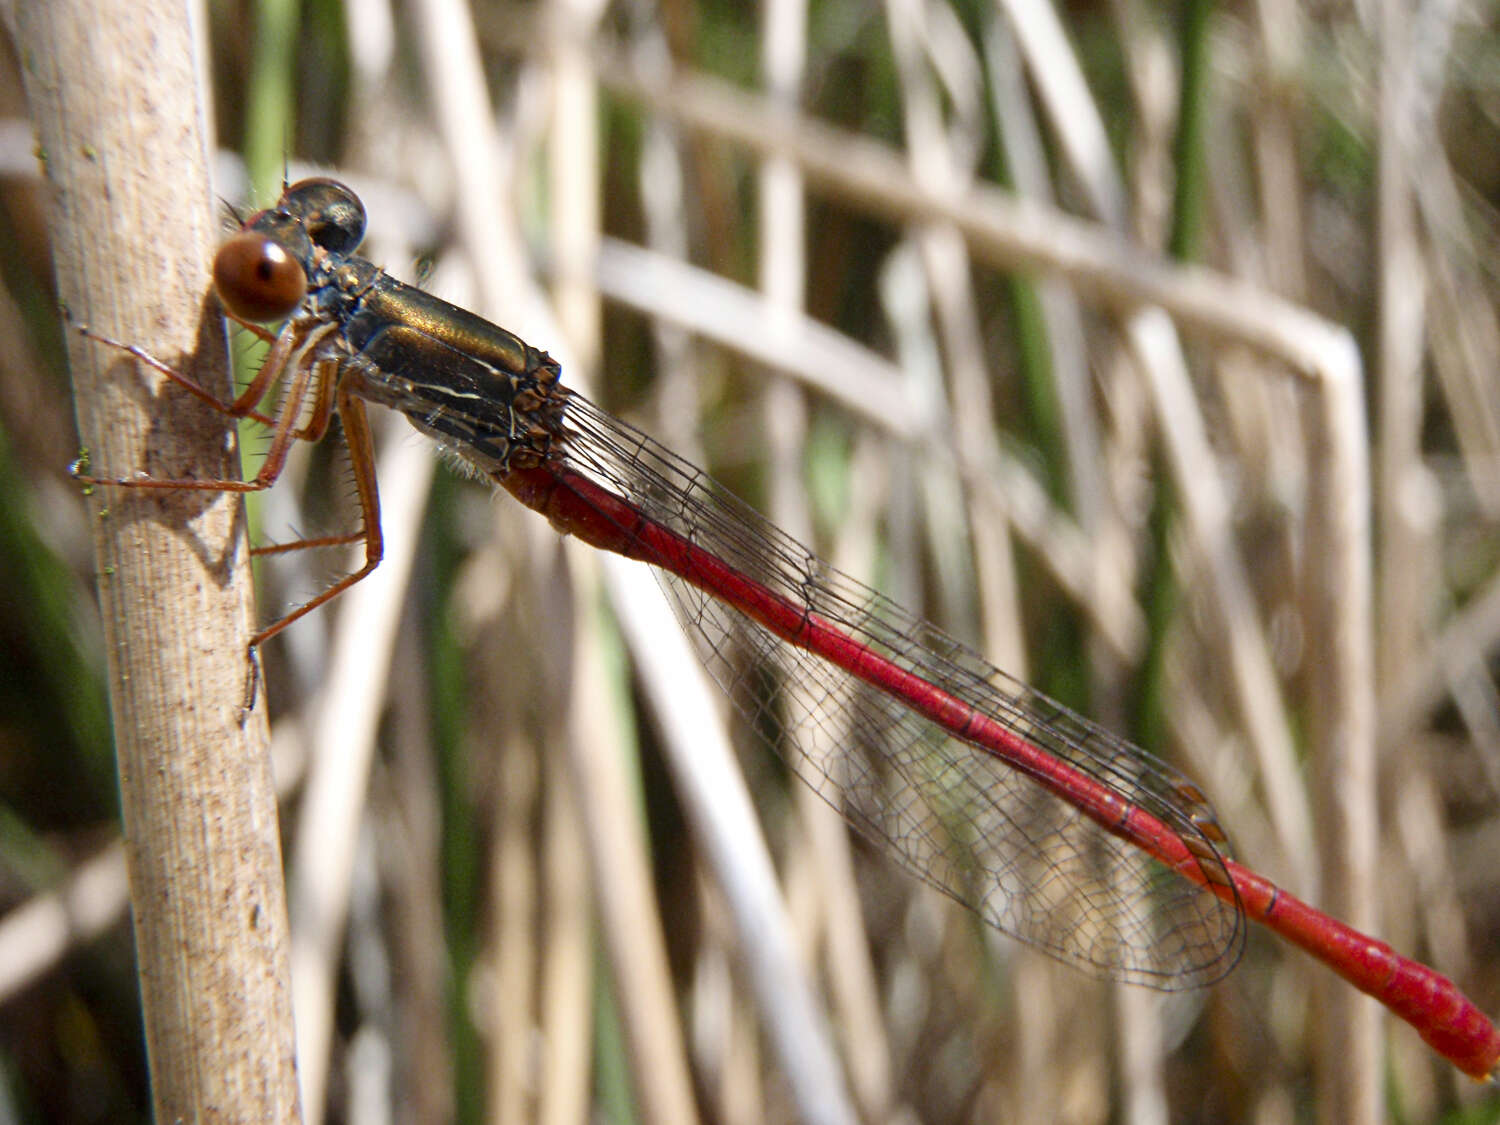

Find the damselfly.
xmin=76 ymin=179 xmax=1500 ymax=1079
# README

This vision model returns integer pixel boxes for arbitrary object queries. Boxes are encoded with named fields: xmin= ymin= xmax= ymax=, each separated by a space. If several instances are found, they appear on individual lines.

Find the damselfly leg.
xmin=73 ymin=308 xmax=383 ymax=646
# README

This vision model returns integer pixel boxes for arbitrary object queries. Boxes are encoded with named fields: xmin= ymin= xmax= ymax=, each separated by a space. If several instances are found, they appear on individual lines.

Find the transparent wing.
xmin=540 ymin=393 xmax=1245 ymax=989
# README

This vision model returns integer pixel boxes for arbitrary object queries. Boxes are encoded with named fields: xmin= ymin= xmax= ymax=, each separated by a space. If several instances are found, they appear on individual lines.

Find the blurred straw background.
xmin=1 ymin=0 xmax=1500 ymax=1121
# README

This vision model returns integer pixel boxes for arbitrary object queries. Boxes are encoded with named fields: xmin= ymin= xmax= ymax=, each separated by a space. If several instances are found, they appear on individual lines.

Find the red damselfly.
xmin=76 ymin=178 xmax=1500 ymax=1080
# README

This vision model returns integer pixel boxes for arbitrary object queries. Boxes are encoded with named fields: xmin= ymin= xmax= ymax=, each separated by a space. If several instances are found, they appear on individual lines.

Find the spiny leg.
xmin=74 ymin=322 xmax=382 ymax=644
xmin=246 ymin=387 xmax=384 ymax=646
xmin=75 ymin=323 xmax=280 ymax=427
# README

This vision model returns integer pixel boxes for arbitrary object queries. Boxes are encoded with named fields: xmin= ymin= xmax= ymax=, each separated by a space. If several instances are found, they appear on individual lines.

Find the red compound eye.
xmin=213 ymin=232 xmax=307 ymax=323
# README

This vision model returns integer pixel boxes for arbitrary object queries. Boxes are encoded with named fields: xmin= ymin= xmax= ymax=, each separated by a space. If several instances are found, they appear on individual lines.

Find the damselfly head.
xmin=212 ymin=179 xmax=372 ymax=324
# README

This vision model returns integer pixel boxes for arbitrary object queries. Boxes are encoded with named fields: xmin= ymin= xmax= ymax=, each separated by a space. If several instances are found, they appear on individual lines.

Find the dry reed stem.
xmin=10 ymin=0 xmax=300 ymax=1119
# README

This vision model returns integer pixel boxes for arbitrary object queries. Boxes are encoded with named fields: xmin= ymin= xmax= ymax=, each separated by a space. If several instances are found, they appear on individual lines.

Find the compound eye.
xmin=213 ymin=232 xmax=308 ymax=323
xmin=282 ymin=178 xmax=367 ymax=253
